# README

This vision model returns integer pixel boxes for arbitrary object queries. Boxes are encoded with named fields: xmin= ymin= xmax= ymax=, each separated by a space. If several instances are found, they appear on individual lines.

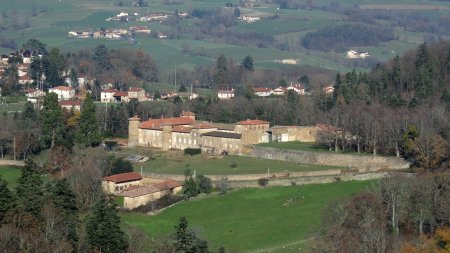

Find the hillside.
xmin=1 ymin=0 xmax=450 ymax=75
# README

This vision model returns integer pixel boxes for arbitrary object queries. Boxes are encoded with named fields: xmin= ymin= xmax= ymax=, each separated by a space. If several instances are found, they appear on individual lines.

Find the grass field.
xmin=121 ymin=180 xmax=374 ymax=252
xmin=113 ymin=147 xmax=344 ymax=175
xmin=0 ymin=166 xmax=22 ymax=189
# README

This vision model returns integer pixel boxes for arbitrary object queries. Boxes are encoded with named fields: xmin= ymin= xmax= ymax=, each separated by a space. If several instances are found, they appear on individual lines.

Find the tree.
xmin=214 ymin=54 xmax=228 ymax=89
xmin=41 ymin=92 xmax=65 ymax=148
xmin=154 ymin=90 xmax=161 ymax=100
xmin=50 ymin=179 xmax=79 ymax=252
xmin=413 ymin=43 xmax=434 ymax=100
xmin=46 ymin=47 xmax=64 ymax=86
xmin=75 ymin=93 xmax=101 ymax=147
xmin=241 ymin=55 xmax=254 ymax=72
xmin=174 ymin=217 xmax=210 ymax=253
xmin=110 ymin=157 xmax=133 ymax=175
xmin=0 ymin=176 xmax=15 ymax=223
xmin=92 ymin=44 xmax=112 ymax=71
xmin=23 ymin=38 xmax=47 ymax=54
xmin=69 ymin=67 xmax=79 ymax=88
xmin=15 ymin=159 xmax=43 ymax=220
xmin=86 ymin=197 xmax=128 ymax=253
xmin=179 ymin=84 xmax=187 ymax=92
xmin=1 ymin=63 xmax=18 ymax=96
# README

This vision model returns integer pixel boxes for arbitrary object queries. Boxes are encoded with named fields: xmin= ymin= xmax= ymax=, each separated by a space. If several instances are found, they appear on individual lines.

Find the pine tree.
xmin=46 ymin=48 xmax=64 ymax=86
xmin=0 ymin=176 xmax=15 ymax=223
xmin=214 ymin=54 xmax=228 ymax=89
xmin=414 ymin=43 xmax=434 ymax=100
xmin=391 ymin=55 xmax=402 ymax=94
xmin=16 ymin=159 xmax=43 ymax=220
xmin=75 ymin=93 xmax=101 ymax=147
xmin=51 ymin=179 xmax=79 ymax=252
xmin=86 ymin=198 xmax=128 ymax=253
xmin=41 ymin=92 xmax=65 ymax=148
xmin=241 ymin=55 xmax=254 ymax=72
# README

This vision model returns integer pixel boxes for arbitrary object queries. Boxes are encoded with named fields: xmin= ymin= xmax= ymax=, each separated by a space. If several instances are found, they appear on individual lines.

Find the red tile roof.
xmin=113 ymin=91 xmax=128 ymax=97
xmin=181 ymin=111 xmax=196 ymax=116
xmin=172 ymin=126 xmax=192 ymax=133
xmin=102 ymin=172 xmax=143 ymax=184
xmin=235 ymin=119 xmax=270 ymax=125
xmin=153 ymin=179 xmax=183 ymax=190
xmin=139 ymin=117 xmax=195 ymax=129
xmin=193 ymin=123 xmax=216 ymax=129
xmin=25 ymin=88 xmax=37 ymax=93
xmin=121 ymin=185 xmax=160 ymax=198
xmin=50 ymin=86 xmax=73 ymax=91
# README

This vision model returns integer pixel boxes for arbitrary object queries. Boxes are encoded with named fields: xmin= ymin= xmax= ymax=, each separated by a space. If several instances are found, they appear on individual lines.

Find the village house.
xmin=101 ymin=89 xmax=118 ymax=102
xmin=25 ymin=88 xmax=46 ymax=98
xmin=49 ymin=86 xmax=76 ymax=100
xmin=271 ymin=83 xmax=305 ymax=96
xmin=218 ymin=89 xmax=235 ymax=99
xmin=241 ymin=16 xmax=261 ymax=23
xmin=128 ymin=87 xmax=146 ymax=101
xmin=177 ymin=92 xmax=199 ymax=100
xmin=59 ymin=100 xmax=82 ymax=112
xmin=113 ymin=91 xmax=128 ymax=102
xmin=270 ymin=124 xmax=341 ymax=143
xmin=128 ymin=112 xmax=269 ymax=155
xmin=120 ymin=179 xmax=183 ymax=209
xmin=102 ymin=172 xmax=143 ymax=194
xmin=130 ymin=26 xmax=151 ymax=34
xmin=253 ymin=87 xmax=273 ymax=97
xmin=323 ymin=85 xmax=335 ymax=95
xmin=346 ymin=50 xmax=370 ymax=59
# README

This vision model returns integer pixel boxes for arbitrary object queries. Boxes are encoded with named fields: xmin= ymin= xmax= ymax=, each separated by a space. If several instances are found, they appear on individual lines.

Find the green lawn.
xmin=0 ymin=166 xmax=22 ymax=189
xmin=121 ymin=180 xmax=373 ymax=252
xmin=121 ymin=148 xmax=343 ymax=175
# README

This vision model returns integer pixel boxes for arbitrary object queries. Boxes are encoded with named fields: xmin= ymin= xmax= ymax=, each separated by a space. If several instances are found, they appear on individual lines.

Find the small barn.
xmin=102 ymin=172 xmax=143 ymax=194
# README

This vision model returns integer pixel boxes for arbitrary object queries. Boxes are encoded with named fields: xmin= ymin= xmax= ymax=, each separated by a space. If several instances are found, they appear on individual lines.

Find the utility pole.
xmin=174 ymin=65 xmax=177 ymax=91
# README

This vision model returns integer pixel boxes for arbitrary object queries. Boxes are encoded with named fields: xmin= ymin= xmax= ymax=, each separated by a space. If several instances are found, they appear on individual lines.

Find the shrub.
xmin=110 ymin=157 xmax=133 ymax=175
xmin=258 ymin=178 xmax=269 ymax=187
xmin=184 ymin=148 xmax=201 ymax=156
xmin=230 ymin=161 xmax=238 ymax=168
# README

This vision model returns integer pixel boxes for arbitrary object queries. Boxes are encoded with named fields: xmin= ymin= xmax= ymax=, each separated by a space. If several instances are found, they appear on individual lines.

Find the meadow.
xmin=121 ymin=180 xmax=374 ymax=252
xmin=113 ymin=147 xmax=344 ymax=175
xmin=0 ymin=0 xmax=446 ymax=73
xmin=0 ymin=166 xmax=22 ymax=189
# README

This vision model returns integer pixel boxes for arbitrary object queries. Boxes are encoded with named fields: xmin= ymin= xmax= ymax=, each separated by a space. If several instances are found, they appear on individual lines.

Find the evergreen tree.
xmin=1 ymin=63 xmax=18 ymax=96
xmin=69 ymin=68 xmax=79 ymax=88
xmin=154 ymin=90 xmax=161 ymax=100
xmin=46 ymin=48 xmax=65 ymax=86
xmin=174 ymin=217 xmax=209 ymax=253
xmin=75 ymin=93 xmax=101 ymax=147
xmin=51 ymin=179 xmax=79 ymax=252
xmin=110 ymin=157 xmax=133 ymax=175
xmin=41 ymin=92 xmax=65 ymax=148
xmin=16 ymin=159 xmax=43 ymax=220
xmin=391 ymin=55 xmax=402 ymax=94
xmin=86 ymin=198 xmax=128 ymax=253
xmin=214 ymin=54 xmax=228 ymax=89
xmin=241 ymin=55 xmax=254 ymax=72
xmin=23 ymin=38 xmax=47 ymax=55
xmin=0 ymin=176 xmax=15 ymax=223
xmin=92 ymin=44 xmax=112 ymax=70
xmin=414 ymin=43 xmax=434 ymax=100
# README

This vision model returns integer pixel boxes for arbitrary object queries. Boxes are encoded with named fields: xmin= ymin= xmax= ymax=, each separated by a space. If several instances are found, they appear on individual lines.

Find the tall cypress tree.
xmin=75 ymin=93 xmax=101 ymax=147
xmin=86 ymin=198 xmax=128 ymax=253
xmin=46 ymin=48 xmax=64 ymax=86
xmin=414 ymin=43 xmax=434 ymax=100
xmin=15 ymin=159 xmax=43 ymax=220
xmin=41 ymin=92 xmax=65 ymax=148
xmin=51 ymin=179 xmax=79 ymax=252
xmin=0 ymin=176 xmax=15 ymax=223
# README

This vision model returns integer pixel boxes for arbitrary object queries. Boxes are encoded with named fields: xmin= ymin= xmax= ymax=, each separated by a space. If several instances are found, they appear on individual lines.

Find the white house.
xmin=25 ymin=88 xmax=46 ymax=98
xmin=324 ymin=85 xmax=335 ymax=95
xmin=101 ymin=89 xmax=118 ymax=102
xmin=253 ymin=87 xmax=273 ymax=97
xmin=218 ymin=89 xmax=235 ymax=99
xmin=49 ymin=86 xmax=75 ymax=100
xmin=346 ymin=50 xmax=370 ymax=59
xmin=241 ymin=16 xmax=261 ymax=23
xmin=59 ymin=100 xmax=82 ymax=112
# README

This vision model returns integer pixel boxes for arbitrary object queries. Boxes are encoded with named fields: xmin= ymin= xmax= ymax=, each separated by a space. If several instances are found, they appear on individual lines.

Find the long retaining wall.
xmin=248 ymin=146 xmax=410 ymax=172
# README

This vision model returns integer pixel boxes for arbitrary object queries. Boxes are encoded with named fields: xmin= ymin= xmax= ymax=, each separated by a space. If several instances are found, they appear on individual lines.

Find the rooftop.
xmin=235 ymin=119 xmax=270 ymax=125
xmin=59 ymin=100 xmax=82 ymax=106
xmin=50 ymin=86 xmax=74 ymax=91
xmin=102 ymin=172 xmax=143 ymax=184
xmin=139 ymin=116 xmax=195 ymax=130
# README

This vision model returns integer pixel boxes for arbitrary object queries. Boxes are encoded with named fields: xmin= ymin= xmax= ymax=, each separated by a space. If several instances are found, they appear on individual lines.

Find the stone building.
xmin=102 ymin=172 xmax=143 ymax=194
xmin=128 ymin=112 xmax=269 ymax=155
xmin=270 ymin=124 xmax=340 ymax=143
xmin=121 ymin=179 xmax=183 ymax=209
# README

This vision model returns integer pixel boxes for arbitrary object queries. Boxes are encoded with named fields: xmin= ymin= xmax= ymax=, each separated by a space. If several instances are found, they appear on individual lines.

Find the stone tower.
xmin=128 ymin=115 xmax=141 ymax=147
xmin=161 ymin=124 xmax=172 ymax=151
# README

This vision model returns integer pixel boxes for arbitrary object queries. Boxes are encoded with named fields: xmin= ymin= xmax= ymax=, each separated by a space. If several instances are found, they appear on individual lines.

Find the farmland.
xmin=121 ymin=180 xmax=374 ymax=252
xmin=1 ymin=0 xmax=449 ymax=74
xmin=0 ymin=166 xmax=22 ymax=189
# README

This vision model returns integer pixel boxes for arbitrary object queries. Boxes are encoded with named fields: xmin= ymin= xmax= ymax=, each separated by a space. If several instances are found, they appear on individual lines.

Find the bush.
xmin=184 ymin=148 xmax=201 ymax=156
xmin=230 ymin=161 xmax=238 ymax=169
xmin=258 ymin=178 xmax=269 ymax=187
xmin=218 ymin=177 xmax=229 ymax=195
xmin=110 ymin=157 xmax=133 ymax=175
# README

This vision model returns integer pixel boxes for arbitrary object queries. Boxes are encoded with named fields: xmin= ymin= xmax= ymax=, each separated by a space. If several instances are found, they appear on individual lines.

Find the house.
xmin=270 ymin=124 xmax=341 ymax=143
xmin=102 ymin=172 xmax=143 ymax=194
xmin=346 ymin=50 xmax=370 ymax=59
xmin=128 ymin=87 xmax=146 ymax=101
xmin=121 ymin=179 xmax=183 ymax=209
xmin=130 ymin=26 xmax=151 ymax=34
xmin=271 ymin=83 xmax=305 ymax=96
xmin=59 ymin=100 xmax=82 ymax=111
xmin=113 ymin=91 xmax=128 ymax=102
xmin=101 ymin=89 xmax=118 ymax=102
xmin=25 ymin=88 xmax=46 ymax=98
xmin=253 ymin=87 xmax=273 ymax=97
xmin=218 ymin=89 xmax=235 ymax=99
xmin=18 ymin=75 xmax=33 ymax=85
xmin=323 ymin=85 xmax=335 ymax=95
xmin=241 ymin=16 xmax=261 ymax=23
xmin=49 ymin=86 xmax=76 ymax=100
xmin=161 ymin=92 xmax=178 ymax=99
xmin=157 ymin=33 xmax=168 ymax=39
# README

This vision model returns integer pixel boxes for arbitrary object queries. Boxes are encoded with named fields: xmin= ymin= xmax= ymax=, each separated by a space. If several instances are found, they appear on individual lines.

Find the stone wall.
xmin=249 ymin=146 xmax=410 ymax=172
